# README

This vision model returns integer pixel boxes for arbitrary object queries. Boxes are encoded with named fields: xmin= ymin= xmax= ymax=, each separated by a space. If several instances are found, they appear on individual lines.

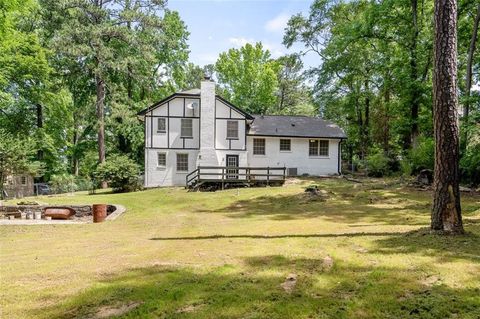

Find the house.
xmin=138 ymin=78 xmax=346 ymax=187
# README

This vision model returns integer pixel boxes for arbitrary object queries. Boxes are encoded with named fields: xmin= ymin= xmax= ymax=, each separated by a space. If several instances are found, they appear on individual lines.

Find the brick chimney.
xmin=197 ymin=77 xmax=219 ymax=166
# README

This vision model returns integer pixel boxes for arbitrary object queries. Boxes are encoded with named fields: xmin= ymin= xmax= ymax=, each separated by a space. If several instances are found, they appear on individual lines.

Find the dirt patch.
xmin=176 ymin=303 xmax=205 ymax=313
xmin=95 ymin=302 xmax=142 ymax=318
xmin=323 ymin=256 xmax=334 ymax=271
xmin=280 ymin=273 xmax=297 ymax=293
xmin=421 ymin=275 xmax=441 ymax=287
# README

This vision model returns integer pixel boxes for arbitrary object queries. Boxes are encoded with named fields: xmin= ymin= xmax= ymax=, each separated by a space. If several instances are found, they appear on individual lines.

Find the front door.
xmin=226 ymin=155 xmax=239 ymax=179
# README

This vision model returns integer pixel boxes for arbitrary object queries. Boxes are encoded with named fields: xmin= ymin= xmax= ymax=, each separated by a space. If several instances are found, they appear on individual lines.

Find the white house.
xmin=138 ymin=78 xmax=346 ymax=187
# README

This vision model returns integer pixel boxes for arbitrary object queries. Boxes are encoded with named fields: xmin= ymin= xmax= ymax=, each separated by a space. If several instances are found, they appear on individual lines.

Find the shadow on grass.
xmin=199 ymin=191 xmax=431 ymax=226
xmin=372 ymin=226 xmax=480 ymax=263
xmin=36 ymin=255 xmax=480 ymax=319
xmin=149 ymin=231 xmax=404 ymax=241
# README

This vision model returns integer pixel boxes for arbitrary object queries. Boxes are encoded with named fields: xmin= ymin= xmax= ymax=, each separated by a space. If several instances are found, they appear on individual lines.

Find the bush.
xmin=366 ymin=150 xmax=390 ymax=177
xmin=95 ymin=156 xmax=141 ymax=193
xmin=50 ymin=174 xmax=77 ymax=194
xmin=408 ymin=136 xmax=434 ymax=174
xmin=460 ymin=142 xmax=480 ymax=186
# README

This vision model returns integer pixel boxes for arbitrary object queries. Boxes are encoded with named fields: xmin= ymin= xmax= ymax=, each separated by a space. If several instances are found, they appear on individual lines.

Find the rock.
xmin=459 ymin=186 xmax=473 ymax=192
xmin=416 ymin=169 xmax=433 ymax=186
xmin=280 ymin=273 xmax=297 ymax=293
xmin=323 ymin=256 xmax=334 ymax=271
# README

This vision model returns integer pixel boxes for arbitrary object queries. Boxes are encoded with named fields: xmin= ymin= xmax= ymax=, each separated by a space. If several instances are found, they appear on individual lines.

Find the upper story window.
xmin=253 ymin=138 xmax=266 ymax=155
xmin=157 ymin=152 xmax=166 ymax=167
xmin=176 ymin=153 xmax=189 ymax=172
xmin=157 ymin=118 xmax=166 ymax=133
xmin=309 ymin=140 xmax=329 ymax=157
xmin=226 ymin=120 xmax=239 ymax=139
xmin=279 ymin=139 xmax=291 ymax=151
xmin=181 ymin=119 xmax=193 ymax=138
xmin=21 ymin=176 xmax=27 ymax=185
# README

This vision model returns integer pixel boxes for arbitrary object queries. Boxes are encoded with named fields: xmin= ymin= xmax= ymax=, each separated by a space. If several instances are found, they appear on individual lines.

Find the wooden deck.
xmin=186 ymin=166 xmax=286 ymax=191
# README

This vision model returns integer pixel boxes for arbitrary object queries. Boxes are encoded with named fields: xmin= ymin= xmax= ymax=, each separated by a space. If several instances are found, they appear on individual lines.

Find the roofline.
xmin=137 ymin=92 xmax=200 ymax=116
xmin=247 ymin=134 xmax=347 ymax=139
xmin=137 ymin=92 xmax=254 ymax=120
xmin=216 ymin=95 xmax=254 ymax=120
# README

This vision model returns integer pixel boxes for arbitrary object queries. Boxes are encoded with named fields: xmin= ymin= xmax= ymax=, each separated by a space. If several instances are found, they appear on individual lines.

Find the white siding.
xmin=215 ymin=119 xmax=246 ymax=150
xmin=247 ymin=136 xmax=340 ymax=176
xmin=145 ymin=149 xmax=199 ymax=186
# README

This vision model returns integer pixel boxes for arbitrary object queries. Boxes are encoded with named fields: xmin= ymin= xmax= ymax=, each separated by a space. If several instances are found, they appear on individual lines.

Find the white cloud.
xmin=265 ymin=13 xmax=290 ymax=33
xmin=228 ymin=37 xmax=255 ymax=47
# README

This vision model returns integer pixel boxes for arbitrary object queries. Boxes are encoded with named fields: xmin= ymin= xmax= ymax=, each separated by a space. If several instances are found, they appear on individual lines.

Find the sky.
xmin=168 ymin=0 xmax=317 ymax=68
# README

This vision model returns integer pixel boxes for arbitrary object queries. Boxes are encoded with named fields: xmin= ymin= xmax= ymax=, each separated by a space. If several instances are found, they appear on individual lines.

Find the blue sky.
xmin=168 ymin=0 xmax=317 ymax=68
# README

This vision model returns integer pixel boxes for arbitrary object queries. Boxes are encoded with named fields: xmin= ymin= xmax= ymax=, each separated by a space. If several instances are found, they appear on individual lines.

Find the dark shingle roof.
xmin=247 ymin=115 xmax=346 ymax=139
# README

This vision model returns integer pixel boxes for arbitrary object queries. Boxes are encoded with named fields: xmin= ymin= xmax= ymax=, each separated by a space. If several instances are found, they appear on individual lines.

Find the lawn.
xmin=1 ymin=177 xmax=479 ymax=319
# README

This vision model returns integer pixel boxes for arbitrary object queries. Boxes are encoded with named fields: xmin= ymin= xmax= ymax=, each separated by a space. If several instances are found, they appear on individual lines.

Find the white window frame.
xmin=181 ymin=119 xmax=193 ymax=138
xmin=279 ymin=139 xmax=291 ymax=152
xmin=157 ymin=152 xmax=166 ymax=168
xmin=309 ymin=139 xmax=329 ymax=157
xmin=176 ymin=153 xmax=189 ymax=172
xmin=253 ymin=138 xmax=266 ymax=155
xmin=157 ymin=117 xmax=166 ymax=134
xmin=226 ymin=120 xmax=239 ymax=139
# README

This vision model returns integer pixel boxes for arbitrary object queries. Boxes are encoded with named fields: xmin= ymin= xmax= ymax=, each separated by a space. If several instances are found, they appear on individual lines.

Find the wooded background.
xmin=0 ymin=0 xmax=479 ymax=189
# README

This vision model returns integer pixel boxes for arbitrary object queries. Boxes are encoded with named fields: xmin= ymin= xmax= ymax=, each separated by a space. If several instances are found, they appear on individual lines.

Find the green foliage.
xmin=407 ymin=137 xmax=435 ymax=174
xmin=49 ymin=174 xmax=77 ymax=194
xmin=215 ymin=42 xmax=280 ymax=114
xmin=460 ymin=130 xmax=480 ymax=185
xmin=366 ymin=149 xmax=390 ymax=177
xmin=95 ymin=156 xmax=141 ymax=193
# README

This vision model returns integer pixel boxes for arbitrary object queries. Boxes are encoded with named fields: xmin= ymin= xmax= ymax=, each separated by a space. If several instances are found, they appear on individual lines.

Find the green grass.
xmin=1 ymin=177 xmax=479 ymax=318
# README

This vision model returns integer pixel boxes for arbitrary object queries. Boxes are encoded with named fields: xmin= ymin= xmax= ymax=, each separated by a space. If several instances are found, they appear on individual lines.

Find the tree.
xmin=215 ymin=43 xmax=279 ymax=114
xmin=431 ymin=0 xmax=464 ymax=234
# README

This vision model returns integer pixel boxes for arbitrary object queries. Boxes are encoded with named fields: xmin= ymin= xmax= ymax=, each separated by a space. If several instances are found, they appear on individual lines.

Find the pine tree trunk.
xmin=431 ymin=0 xmax=464 ymax=234
xmin=96 ymin=72 xmax=107 ymax=189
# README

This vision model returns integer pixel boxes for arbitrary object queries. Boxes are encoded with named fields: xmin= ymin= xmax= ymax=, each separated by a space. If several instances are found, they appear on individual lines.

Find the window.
xmin=279 ymin=139 xmax=291 ymax=151
xmin=21 ymin=176 xmax=27 ymax=185
xmin=157 ymin=152 xmax=166 ymax=167
xmin=157 ymin=118 xmax=166 ymax=133
xmin=253 ymin=138 xmax=265 ymax=155
xmin=309 ymin=140 xmax=329 ymax=156
xmin=181 ymin=119 xmax=193 ymax=138
xmin=176 ymin=153 xmax=189 ymax=171
xmin=226 ymin=120 xmax=239 ymax=139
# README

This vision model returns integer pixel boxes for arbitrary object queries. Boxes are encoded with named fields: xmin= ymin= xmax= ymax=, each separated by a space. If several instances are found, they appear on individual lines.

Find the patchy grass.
xmin=1 ymin=177 xmax=479 ymax=318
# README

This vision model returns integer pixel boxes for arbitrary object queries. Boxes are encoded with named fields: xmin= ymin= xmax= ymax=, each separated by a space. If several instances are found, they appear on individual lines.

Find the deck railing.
xmin=186 ymin=166 xmax=286 ymax=189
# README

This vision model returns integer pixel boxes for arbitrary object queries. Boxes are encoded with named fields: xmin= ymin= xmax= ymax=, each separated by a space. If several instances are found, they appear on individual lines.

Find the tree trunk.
xmin=95 ymin=72 xmax=107 ymax=188
xmin=462 ymin=4 xmax=480 ymax=151
xmin=431 ymin=0 xmax=464 ymax=234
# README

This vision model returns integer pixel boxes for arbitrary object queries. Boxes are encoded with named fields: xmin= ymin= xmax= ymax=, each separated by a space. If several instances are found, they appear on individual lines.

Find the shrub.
xmin=50 ymin=174 xmax=77 ymax=194
xmin=366 ymin=150 xmax=390 ymax=177
xmin=460 ymin=142 xmax=480 ymax=186
xmin=408 ymin=136 xmax=434 ymax=174
xmin=95 ymin=156 xmax=141 ymax=192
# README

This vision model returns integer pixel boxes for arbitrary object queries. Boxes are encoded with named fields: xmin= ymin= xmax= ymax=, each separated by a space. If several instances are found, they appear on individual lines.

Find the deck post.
xmin=283 ymin=167 xmax=286 ymax=182
xmin=221 ymin=167 xmax=225 ymax=190
xmin=267 ymin=167 xmax=270 ymax=186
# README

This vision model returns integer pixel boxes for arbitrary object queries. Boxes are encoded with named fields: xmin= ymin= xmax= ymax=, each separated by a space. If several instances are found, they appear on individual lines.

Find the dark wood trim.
xmin=150 ymin=109 xmax=153 ymax=148
xmin=145 ymin=115 xmax=200 ymax=119
xmin=215 ymin=95 xmax=254 ymax=119
xmin=146 ymin=147 xmax=200 ymax=150
xmin=183 ymin=98 xmax=186 ymax=117
xmin=214 ymin=98 xmax=217 ymax=149
xmin=215 ymin=117 xmax=242 ymax=120
xmin=167 ymin=102 xmax=170 ymax=147
xmin=138 ymin=94 xmax=200 ymax=115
